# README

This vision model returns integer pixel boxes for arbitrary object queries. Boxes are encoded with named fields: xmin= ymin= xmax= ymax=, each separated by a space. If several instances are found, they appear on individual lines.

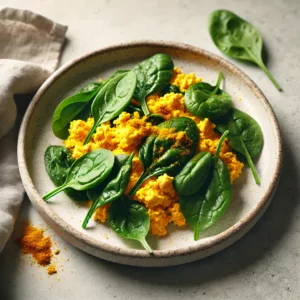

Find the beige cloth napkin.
xmin=0 ymin=7 xmax=67 ymax=251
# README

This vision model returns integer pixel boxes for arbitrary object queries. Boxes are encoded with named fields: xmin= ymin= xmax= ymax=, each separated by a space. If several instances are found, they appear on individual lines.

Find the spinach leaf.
xmin=125 ymin=104 xmax=143 ymax=115
xmin=84 ymin=71 xmax=137 ymax=144
xmin=209 ymin=10 xmax=281 ymax=90
xmin=145 ymin=114 xmax=165 ymax=125
xmin=185 ymin=72 xmax=232 ymax=119
xmin=215 ymin=108 xmax=263 ymax=184
xmin=180 ymin=130 xmax=232 ymax=240
xmin=44 ymin=146 xmax=74 ymax=186
xmin=43 ymin=149 xmax=115 ymax=200
xmin=180 ymin=157 xmax=232 ymax=240
xmin=82 ymin=153 xmax=134 ymax=228
xmin=161 ymin=84 xmax=181 ymax=95
xmin=188 ymin=72 xmax=223 ymax=98
xmin=113 ymin=153 xmax=132 ymax=168
xmin=173 ymin=151 xmax=212 ymax=196
xmin=109 ymin=70 xmax=130 ymax=78
xmin=133 ymin=54 xmax=174 ymax=115
xmin=79 ymin=82 xmax=102 ymax=93
xmin=108 ymin=197 xmax=152 ymax=253
xmin=44 ymin=146 xmax=88 ymax=202
xmin=86 ymin=154 xmax=130 ymax=201
xmin=52 ymin=82 xmax=102 ymax=139
xmin=129 ymin=117 xmax=199 ymax=196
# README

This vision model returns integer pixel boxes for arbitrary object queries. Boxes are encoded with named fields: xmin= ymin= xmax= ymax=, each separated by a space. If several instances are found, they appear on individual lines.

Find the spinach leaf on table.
xmin=184 ymin=72 xmax=232 ymax=119
xmin=84 ymin=71 xmax=137 ymax=144
xmin=108 ymin=196 xmax=152 ymax=253
xmin=129 ymin=117 xmax=199 ymax=196
xmin=44 ymin=146 xmax=88 ymax=202
xmin=173 ymin=151 xmax=212 ymax=196
xmin=215 ymin=108 xmax=263 ymax=184
xmin=133 ymin=53 xmax=174 ymax=116
xmin=209 ymin=10 xmax=281 ymax=90
xmin=179 ymin=130 xmax=232 ymax=240
xmin=52 ymin=82 xmax=102 ymax=139
xmin=82 ymin=153 xmax=134 ymax=228
xmin=43 ymin=149 xmax=115 ymax=200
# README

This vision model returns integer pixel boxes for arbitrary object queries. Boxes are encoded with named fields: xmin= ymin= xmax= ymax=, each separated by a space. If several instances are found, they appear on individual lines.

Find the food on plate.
xmin=43 ymin=54 xmax=263 ymax=252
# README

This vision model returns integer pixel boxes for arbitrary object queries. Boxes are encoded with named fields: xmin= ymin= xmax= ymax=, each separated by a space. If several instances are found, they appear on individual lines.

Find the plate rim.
xmin=17 ymin=40 xmax=283 ymax=261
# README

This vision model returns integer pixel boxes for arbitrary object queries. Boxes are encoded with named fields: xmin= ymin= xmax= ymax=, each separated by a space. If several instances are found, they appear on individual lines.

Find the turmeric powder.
xmin=18 ymin=223 xmax=58 ymax=275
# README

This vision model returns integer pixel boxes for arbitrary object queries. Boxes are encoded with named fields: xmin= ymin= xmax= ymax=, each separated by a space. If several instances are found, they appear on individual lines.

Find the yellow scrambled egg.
xmin=64 ymin=68 xmax=244 ymax=237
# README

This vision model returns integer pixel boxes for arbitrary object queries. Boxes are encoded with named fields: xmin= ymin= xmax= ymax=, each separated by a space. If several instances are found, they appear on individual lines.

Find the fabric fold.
xmin=0 ymin=7 xmax=67 ymax=252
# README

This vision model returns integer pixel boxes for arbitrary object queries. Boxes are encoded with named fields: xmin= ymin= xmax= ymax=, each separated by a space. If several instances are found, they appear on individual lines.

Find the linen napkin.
xmin=0 ymin=7 xmax=67 ymax=252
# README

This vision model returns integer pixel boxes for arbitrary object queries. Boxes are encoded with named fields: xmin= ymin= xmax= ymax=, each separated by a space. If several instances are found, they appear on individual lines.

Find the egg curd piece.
xmin=93 ymin=204 xmax=110 ymax=223
xmin=167 ymin=203 xmax=186 ymax=227
xmin=170 ymin=67 xmax=202 ymax=92
xmin=65 ymin=111 xmax=154 ymax=159
xmin=148 ymin=206 xmax=170 ymax=236
xmin=64 ymin=67 xmax=244 ymax=237
xmin=134 ymin=174 xmax=178 ymax=208
xmin=197 ymin=118 xmax=244 ymax=182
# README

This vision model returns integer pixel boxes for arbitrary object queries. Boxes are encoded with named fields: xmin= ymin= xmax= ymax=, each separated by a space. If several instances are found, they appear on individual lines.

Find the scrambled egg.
xmin=65 ymin=68 xmax=244 ymax=237
xmin=170 ymin=67 xmax=202 ymax=92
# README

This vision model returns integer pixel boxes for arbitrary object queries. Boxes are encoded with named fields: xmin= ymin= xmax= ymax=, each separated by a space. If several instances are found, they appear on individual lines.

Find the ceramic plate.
xmin=18 ymin=41 xmax=282 ymax=267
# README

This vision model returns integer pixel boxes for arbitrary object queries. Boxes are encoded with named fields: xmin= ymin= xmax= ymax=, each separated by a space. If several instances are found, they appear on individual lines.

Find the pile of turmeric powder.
xmin=18 ymin=223 xmax=58 ymax=275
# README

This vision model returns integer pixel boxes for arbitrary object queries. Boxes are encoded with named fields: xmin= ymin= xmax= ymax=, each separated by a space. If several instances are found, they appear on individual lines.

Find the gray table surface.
xmin=1 ymin=0 xmax=299 ymax=299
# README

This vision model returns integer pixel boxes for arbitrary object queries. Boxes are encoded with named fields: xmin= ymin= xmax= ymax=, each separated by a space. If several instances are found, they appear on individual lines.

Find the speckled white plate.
xmin=18 ymin=41 xmax=282 ymax=267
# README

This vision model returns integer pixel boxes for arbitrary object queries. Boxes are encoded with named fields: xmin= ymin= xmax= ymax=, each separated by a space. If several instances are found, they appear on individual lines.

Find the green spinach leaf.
xmin=145 ymin=114 xmax=165 ymax=125
xmin=82 ymin=153 xmax=134 ymax=228
xmin=185 ymin=72 xmax=232 ymax=119
xmin=109 ymin=70 xmax=130 ymax=79
xmin=44 ymin=146 xmax=88 ymax=202
xmin=43 ymin=149 xmax=115 ymax=200
xmin=129 ymin=117 xmax=199 ymax=196
xmin=209 ymin=10 xmax=281 ymax=90
xmin=216 ymin=108 xmax=263 ymax=184
xmin=173 ymin=152 xmax=212 ymax=196
xmin=161 ymin=84 xmax=181 ymax=95
xmin=78 ymin=82 xmax=102 ymax=93
xmin=84 ymin=71 xmax=137 ymax=144
xmin=180 ymin=157 xmax=232 ymax=240
xmin=180 ymin=130 xmax=232 ymax=240
xmin=108 ymin=197 xmax=152 ymax=253
xmin=44 ymin=146 xmax=74 ymax=186
xmin=133 ymin=54 xmax=174 ymax=115
xmin=86 ymin=154 xmax=130 ymax=201
xmin=125 ymin=104 xmax=143 ymax=115
xmin=52 ymin=82 xmax=102 ymax=139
